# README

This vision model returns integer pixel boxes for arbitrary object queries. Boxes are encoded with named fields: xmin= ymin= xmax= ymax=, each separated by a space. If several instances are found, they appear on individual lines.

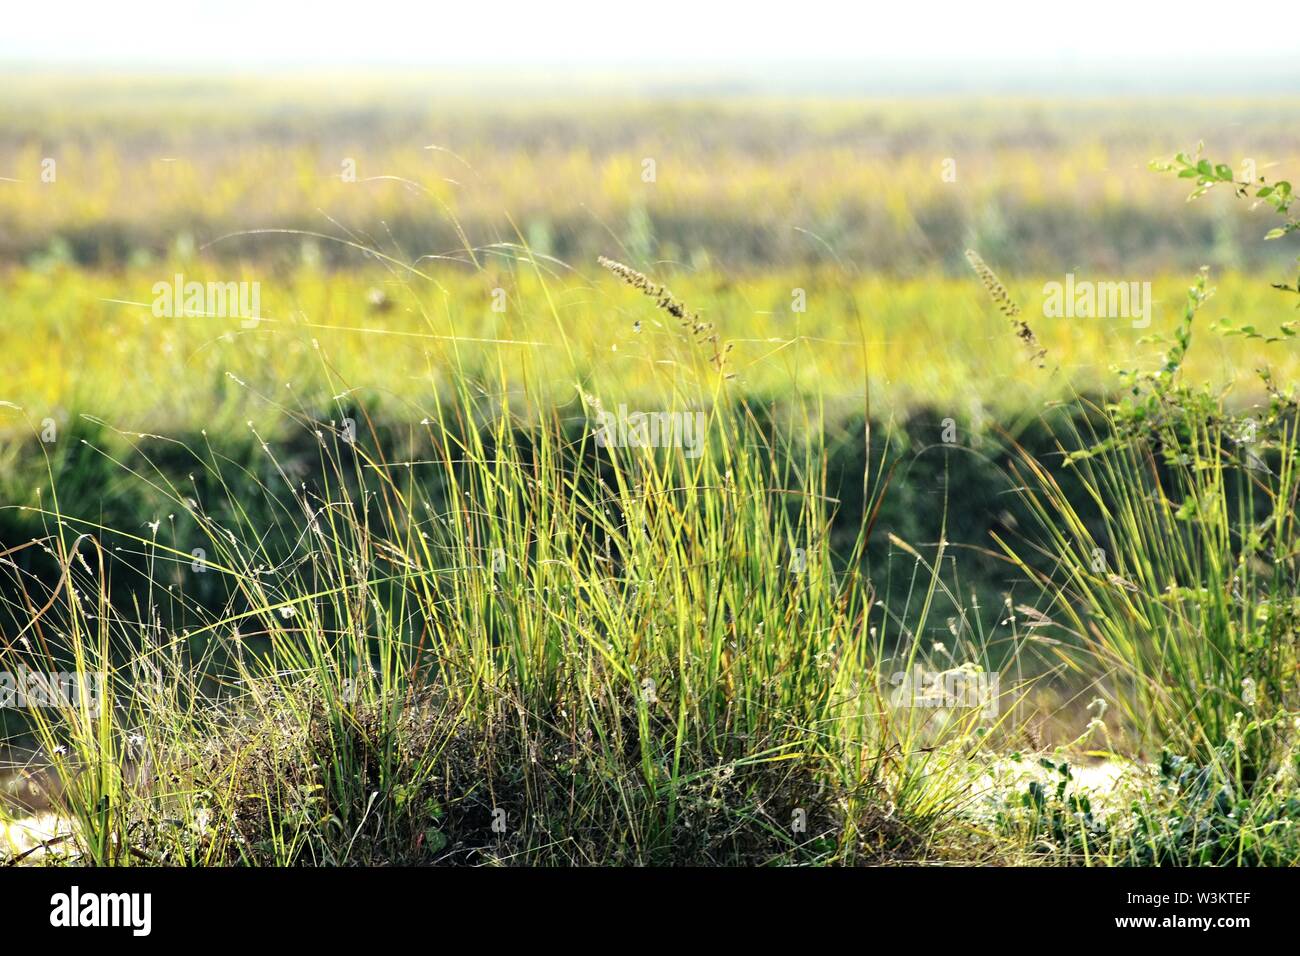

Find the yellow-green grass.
xmin=1 ymin=264 xmax=1294 ymax=443
xmin=3 ymin=81 xmax=1298 ymax=273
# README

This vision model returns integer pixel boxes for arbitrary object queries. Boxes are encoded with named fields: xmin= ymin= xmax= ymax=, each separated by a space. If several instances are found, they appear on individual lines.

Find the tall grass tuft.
xmin=0 ymin=247 xmax=1012 ymax=865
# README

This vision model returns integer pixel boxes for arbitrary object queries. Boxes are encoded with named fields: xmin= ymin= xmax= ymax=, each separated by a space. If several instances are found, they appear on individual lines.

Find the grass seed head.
xmin=599 ymin=256 xmax=730 ymax=373
xmin=964 ymin=249 xmax=1046 ymax=368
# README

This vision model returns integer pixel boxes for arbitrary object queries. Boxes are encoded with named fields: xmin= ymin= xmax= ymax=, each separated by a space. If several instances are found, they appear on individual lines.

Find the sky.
xmin=3 ymin=0 xmax=1297 ymax=71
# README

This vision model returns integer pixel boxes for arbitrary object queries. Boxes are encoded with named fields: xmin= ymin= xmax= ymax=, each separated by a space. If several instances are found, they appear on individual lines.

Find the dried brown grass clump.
xmin=964 ymin=249 xmax=1046 ymax=368
xmin=598 ymin=256 xmax=732 ymax=375
xmin=133 ymin=685 xmax=911 ymax=865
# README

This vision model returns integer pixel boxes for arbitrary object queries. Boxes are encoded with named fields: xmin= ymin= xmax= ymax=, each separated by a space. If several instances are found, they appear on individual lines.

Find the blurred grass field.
xmin=3 ymin=77 xmax=1297 ymax=448
xmin=1 ymin=264 xmax=1295 ymax=440
xmin=3 ymin=75 xmax=1299 ymax=274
